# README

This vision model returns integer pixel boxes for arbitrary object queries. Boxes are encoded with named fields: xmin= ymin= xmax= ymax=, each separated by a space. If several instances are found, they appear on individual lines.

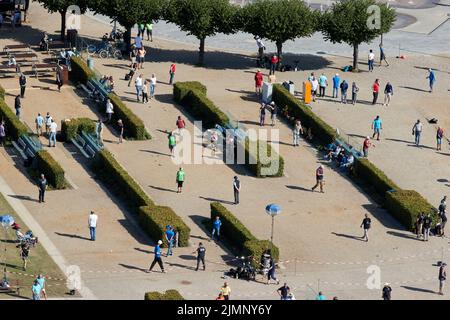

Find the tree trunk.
xmin=60 ymin=9 xmax=67 ymax=41
xmin=198 ymin=37 xmax=205 ymax=65
xmin=276 ymin=41 xmax=283 ymax=60
xmin=352 ymin=43 xmax=359 ymax=72
xmin=124 ymin=26 xmax=132 ymax=54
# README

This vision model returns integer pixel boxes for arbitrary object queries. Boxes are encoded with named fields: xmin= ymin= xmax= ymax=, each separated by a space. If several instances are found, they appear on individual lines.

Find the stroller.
xmin=12 ymin=223 xmax=38 ymax=247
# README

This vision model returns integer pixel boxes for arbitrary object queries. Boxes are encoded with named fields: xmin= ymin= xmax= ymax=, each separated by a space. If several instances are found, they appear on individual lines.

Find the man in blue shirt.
xmin=165 ymin=226 xmax=175 ymax=256
xmin=332 ymin=73 xmax=340 ymax=98
xmin=371 ymin=115 xmax=383 ymax=140
xmin=211 ymin=216 xmax=222 ymax=241
xmin=318 ymin=73 xmax=328 ymax=97
xmin=147 ymin=240 xmax=165 ymax=273
xmin=427 ymin=69 xmax=436 ymax=93
xmin=134 ymin=35 xmax=142 ymax=49
xmin=32 ymin=280 xmax=41 ymax=300
xmin=35 ymin=113 xmax=44 ymax=136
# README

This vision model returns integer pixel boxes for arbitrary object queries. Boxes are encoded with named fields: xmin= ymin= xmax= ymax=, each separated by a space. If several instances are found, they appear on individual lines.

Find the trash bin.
xmin=60 ymin=65 xmax=69 ymax=84
xmin=282 ymin=81 xmax=295 ymax=95
xmin=262 ymin=82 xmax=273 ymax=104
xmin=87 ymin=57 xmax=94 ymax=70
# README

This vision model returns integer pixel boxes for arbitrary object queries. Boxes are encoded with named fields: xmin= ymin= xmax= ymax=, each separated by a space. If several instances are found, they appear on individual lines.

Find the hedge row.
xmin=353 ymin=158 xmax=400 ymax=197
xmin=93 ymin=150 xmax=190 ymax=246
xmin=144 ymin=290 xmax=184 ymax=300
xmin=69 ymin=56 xmax=95 ymax=84
xmin=0 ymin=84 xmax=5 ymax=100
xmin=0 ymin=99 xmax=29 ymax=140
xmin=210 ymin=202 xmax=279 ymax=267
xmin=35 ymin=150 xmax=66 ymax=189
xmin=174 ymin=81 xmax=284 ymax=177
xmin=61 ymin=118 xmax=96 ymax=141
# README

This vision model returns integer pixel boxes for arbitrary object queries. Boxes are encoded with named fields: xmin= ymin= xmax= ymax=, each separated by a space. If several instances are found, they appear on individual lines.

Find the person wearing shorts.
xmin=176 ymin=167 xmax=185 ymax=193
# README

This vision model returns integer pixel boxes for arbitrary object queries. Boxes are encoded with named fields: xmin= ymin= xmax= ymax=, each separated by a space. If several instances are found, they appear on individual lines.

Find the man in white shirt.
xmin=412 ymin=119 xmax=423 ymax=147
xmin=105 ymin=99 xmax=114 ymax=122
xmin=135 ymin=75 xmax=143 ymax=102
xmin=150 ymin=74 xmax=157 ymax=99
xmin=368 ymin=49 xmax=375 ymax=72
xmin=255 ymin=36 xmax=265 ymax=60
xmin=49 ymin=120 xmax=57 ymax=147
xmin=88 ymin=211 xmax=98 ymax=241
xmin=45 ymin=112 xmax=53 ymax=136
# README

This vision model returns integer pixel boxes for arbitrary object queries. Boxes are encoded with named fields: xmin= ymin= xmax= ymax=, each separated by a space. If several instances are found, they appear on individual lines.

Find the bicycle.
xmin=87 ymin=41 xmax=122 ymax=59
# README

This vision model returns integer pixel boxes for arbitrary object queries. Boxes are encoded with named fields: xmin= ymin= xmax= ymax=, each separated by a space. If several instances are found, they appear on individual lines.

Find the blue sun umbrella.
xmin=0 ymin=215 xmax=14 ymax=226
xmin=265 ymin=204 xmax=281 ymax=217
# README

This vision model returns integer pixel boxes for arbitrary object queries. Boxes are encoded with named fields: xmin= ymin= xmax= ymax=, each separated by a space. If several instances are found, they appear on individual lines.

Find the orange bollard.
xmin=303 ymin=81 xmax=312 ymax=104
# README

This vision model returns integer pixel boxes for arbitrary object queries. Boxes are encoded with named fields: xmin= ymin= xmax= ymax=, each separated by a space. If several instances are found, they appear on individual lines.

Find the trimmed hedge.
xmin=61 ymin=118 xmax=96 ymax=141
xmin=385 ymin=190 xmax=437 ymax=231
xmin=210 ymin=202 xmax=280 ymax=267
xmin=173 ymin=81 xmax=206 ymax=103
xmin=69 ymin=56 xmax=95 ymax=84
xmin=354 ymin=158 xmax=400 ymax=198
xmin=0 ymin=84 xmax=5 ymax=100
xmin=107 ymin=93 xmax=151 ymax=140
xmin=272 ymin=84 xmax=338 ymax=144
xmin=0 ymin=99 xmax=29 ymax=140
xmin=145 ymin=290 xmax=185 ymax=300
xmin=139 ymin=205 xmax=191 ymax=247
xmin=35 ymin=150 xmax=66 ymax=189
xmin=243 ymin=138 xmax=284 ymax=177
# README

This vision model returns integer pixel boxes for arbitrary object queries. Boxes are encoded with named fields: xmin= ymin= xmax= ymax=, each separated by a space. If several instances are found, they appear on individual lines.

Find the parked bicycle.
xmin=87 ymin=41 xmax=122 ymax=59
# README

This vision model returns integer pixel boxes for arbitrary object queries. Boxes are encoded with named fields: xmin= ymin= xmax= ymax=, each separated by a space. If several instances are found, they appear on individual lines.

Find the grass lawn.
xmin=0 ymin=192 xmax=68 ymax=299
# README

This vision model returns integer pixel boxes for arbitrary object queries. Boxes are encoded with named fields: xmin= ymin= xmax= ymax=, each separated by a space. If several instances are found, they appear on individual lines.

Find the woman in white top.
xmin=105 ymin=99 xmax=114 ymax=122
xmin=310 ymin=77 xmax=319 ymax=102
xmin=150 ymin=73 xmax=156 ymax=98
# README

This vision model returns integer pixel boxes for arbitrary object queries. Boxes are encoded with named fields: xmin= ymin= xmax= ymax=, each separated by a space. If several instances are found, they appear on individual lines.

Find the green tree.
xmin=36 ymin=0 xmax=88 ymax=40
xmin=164 ymin=0 xmax=239 ymax=65
xmin=320 ymin=0 xmax=396 ymax=71
xmin=241 ymin=0 xmax=317 ymax=59
xmin=90 ymin=0 xmax=166 ymax=52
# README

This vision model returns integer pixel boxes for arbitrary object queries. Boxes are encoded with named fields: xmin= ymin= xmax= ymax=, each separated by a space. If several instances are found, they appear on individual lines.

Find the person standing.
xmin=412 ymin=119 xmax=423 ymax=147
xmin=255 ymin=69 xmax=263 ymax=95
xmin=211 ymin=216 xmax=221 ymax=241
xmin=45 ymin=112 xmax=52 ymax=137
xmin=32 ymin=280 xmax=41 ymax=300
xmin=382 ymin=283 xmax=392 ymax=300
xmin=416 ymin=212 xmax=425 ymax=239
xmin=439 ymin=196 xmax=447 ymax=216
xmin=351 ymin=82 xmax=359 ymax=105
xmin=426 ymin=69 xmax=436 ymax=93
xmin=318 ymin=73 xmax=328 ymax=97
xmin=117 ymin=119 xmax=124 ymax=144
xmin=176 ymin=116 xmax=186 ymax=135
xmin=95 ymin=119 xmax=103 ymax=146
xmin=383 ymin=82 xmax=393 ymax=106
xmin=277 ymin=283 xmax=290 ymax=300
xmin=145 ymin=22 xmax=153 ymax=41
xmin=379 ymin=44 xmax=389 ymax=66
xmin=49 ymin=119 xmax=57 ymax=147
xmin=150 ymin=73 xmax=157 ymax=99
xmin=19 ymin=73 xmax=27 ymax=98
xmin=233 ymin=176 xmax=241 ymax=205
xmin=36 ymin=274 xmax=47 ymax=300
xmin=105 ymin=99 xmax=114 ymax=122
xmin=436 ymin=127 xmax=444 ymax=151
xmin=142 ymin=80 xmax=149 ymax=103
xmin=332 ymin=73 xmax=340 ymax=98
xmin=37 ymin=174 xmax=47 ymax=203
xmin=135 ymin=74 xmax=143 ymax=102
xmin=360 ymin=214 xmax=371 ymax=242
xmin=193 ymin=242 xmax=206 ymax=271
xmin=439 ymin=263 xmax=447 ymax=295
xmin=137 ymin=23 xmax=145 ymax=38
xmin=372 ymin=79 xmax=380 ymax=105
xmin=88 ymin=211 xmax=98 ymax=241
xmin=423 ymin=213 xmax=432 ymax=241
xmin=270 ymin=54 xmax=278 ymax=75
xmin=35 ymin=113 xmax=44 ymax=136
xmin=169 ymin=63 xmax=176 ymax=85
xmin=168 ymin=131 xmax=176 ymax=156
xmin=267 ymin=257 xmax=279 ymax=285
xmin=372 ymin=116 xmax=382 ymax=140
xmin=165 ymin=225 xmax=175 ymax=256
xmin=255 ymin=36 xmax=265 ymax=63
xmin=14 ymin=95 xmax=21 ymax=119
xmin=316 ymin=292 xmax=326 ymax=300
xmin=362 ymin=136 xmax=372 ymax=158
xmin=310 ymin=76 xmax=319 ymax=102
xmin=147 ymin=240 xmax=165 ymax=273
xmin=137 ymin=46 xmax=146 ymax=69
xmin=220 ymin=282 xmax=231 ymax=300
xmin=176 ymin=167 xmax=185 ymax=193
xmin=311 ymin=165 xmax=324 ymax=193
xmin=0 ymin=121 xmax=5 ymax=147
xmin=259 ymin=104 xmax=266 ymax=127
xmin=340 ymin=80 xmax=348 ymax=104
xmin=269 ymin=101 xmax=277 ymax=126
xmin=293 ymin=119 xmax=303 ymax=147
xmin=368 ymin=49 xmax=375 ymax=72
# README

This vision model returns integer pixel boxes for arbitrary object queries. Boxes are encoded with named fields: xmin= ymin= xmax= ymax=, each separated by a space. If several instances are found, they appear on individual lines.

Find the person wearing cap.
xmin=360 ymin=214 xmax=371 ymax=242
xmin=311 ymin=165 xmax=325 ymax=193
xmin=363 ymin=136 xmax=372 ymax=158
xmin=176 ymin=167 xmax=185 ymax=193
xmin=147 ymin=240 xmax=165 ymax=273
xmin=382 ymin=283 xmax=392 ymax=300
xmin=439 ymin=263 xmax=447 ymax=295
xmin=233 ymin=176 xmax=241 ymax=205
xmin=332 ymin=73 xmax=340 ymax=98
xmin=255 ymin=69 xmax=263 ymax=95
xmin=88 ymin=211 xmax=98 ymax=241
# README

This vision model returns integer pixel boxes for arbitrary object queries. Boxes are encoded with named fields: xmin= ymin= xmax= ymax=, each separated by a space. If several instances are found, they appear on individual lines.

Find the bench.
xmin=32 ymin=63 xmax=57 ymax=79
xmin=71 ymin=134 xmax=91 ymax=159
xmin=71 ymin=131 xmax=103 ymax=159
xmin=0 ymin=65 xmax=19 ymax=77
xmin=335 ymin=138 xmax=362 ymax=159
xmin=88 ymin=79 xmax=110 ymax=104
xmin=12 ymin=134 xmax=42 ymax=165
xmin=4 ymin=44 xmax=31 ymax=53
xmin=0 ymin=286 xmax=22 ymax=296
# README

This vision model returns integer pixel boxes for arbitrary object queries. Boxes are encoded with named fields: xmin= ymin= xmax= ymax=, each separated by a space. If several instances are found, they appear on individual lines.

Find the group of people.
xmin=34 ymin=112 xmax=58 ymax=147
xmin=324 ymin=142 xmax=355 ymax=169
xmin=259 ymin=101 xmax=277 ymax=127
xmin=415 ymin=196 xmax=447 ymax=240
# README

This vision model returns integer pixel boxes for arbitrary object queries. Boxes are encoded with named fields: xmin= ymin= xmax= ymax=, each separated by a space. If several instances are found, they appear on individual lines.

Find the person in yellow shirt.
xmin=220 ymin=282 xmax=231 ymax=300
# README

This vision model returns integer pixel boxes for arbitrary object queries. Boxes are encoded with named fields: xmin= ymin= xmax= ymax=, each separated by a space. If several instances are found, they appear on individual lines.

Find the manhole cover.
xmin=180 ymin=280 xmax=192 ymax=285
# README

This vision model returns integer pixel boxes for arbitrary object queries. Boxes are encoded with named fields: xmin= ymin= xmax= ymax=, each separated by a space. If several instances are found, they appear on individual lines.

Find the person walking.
xmin=117 ymin=119 xmax=124 ymax=144
xmin=416 ymin=212 xmax=425 ymax=239
xmin=146 ymin=240 xmax=165 ymax=273
xmin=311 ymin=165 xmax=324 ymax=193
xmin=255 ymin=69 xmax=263 ymax=95
xmin=165 ymin=225 xmax=175 ymax=256
xmin=45 ymin=112 xmax=52 ymax=137
xmin=36 ymin=274 xmax=47 ymax=300
xmin=426 ymin=69 xmax=436 ymax=93
xmin=32 ymin=280 xmax=41 ymax=300
xmin=220 ymin=282 xmax=231 ymax=300
xmin=255 ymin=36 xmax=265 ymax=63
xmin=142 ymin=80 xmax=149 ymax=103
xmin=362 ymin=136 xmax=372 ymax=158
xmin=137 ymin=46 xmax=146 ymax=69
xmin=233 ymin=176 xmax=241 ymax=205
xmin=383 ymin=82 xmax=393 ymax=106
xmin=340 ymin=80 xmax=348 ymax=104
xmin=19 ymin=73 xmax=27 ymax=98
xmin=176 ymin=116 xmax=186 ymax=135
xmin=269 ymin=54 xmax=278 ymax=75
xmin=211 ymin=216 xmax=221 ymax=241
xmin=95 ymin=119 xmax=103 ymax=146
xmin=379 ymin=44 xmax=389 ymax=66
xmin=332 ymin=73 xmax=340 ymax=98
xmin=14 ymin=95 xmax=21 ymax=119
xmin=135 ymin=74 xmax=143 ymax=102
xmin=168 ymin=131 xmax=176 ymax=156
xmin=412 ymin=119 xmax=423 ymax=147
xmin=368 ymin=49 xmax=375 ymax=72
xmin=35 ymin=113 xmax=44 ymax=136
xmin=88 ymin=211 xmax=98 ymax=241
xmin=49 ymin=119 xmax=57 ymax=147
xmin=0 ymin=121 xmax=5 ymax=147
xmin=439 ymin=263 xmax=447 ymax=295
xmin=382 ymin=283 xmax=392 ymax=300
xmin=310 ymin=76 xmax=319 ymax=102
xmin=436 ymin=126 xmax=444 ymax=151
xmin=267 ymin=257 xmax=279 ymax=285
xmin=349 ymin=82 xmax=358 ymax=105
xmin=150 ymin=73 xmax=157 ymax=99
xmin=105 ymin=99 xmax=114 ymax=123
xmin=293 ymin=119 xmax=303 ymax=147
xmin=318 ymin=73 xmax=328 ymax=97
xmin=439 ymin=196 xmax=447 ymax=216
xmin=56 ymin=69 xmax=63 ymax=92
xmin=176 ymin=167 xmax=185 ymax=193
xmin=423 ymin=213 xmax=432 ymax=241
xmin=277 ymin=283 xmax=290 ymax=300
xmin=259 ymin=103 xmax=266 ymax=127
xmin=145 ymin=22 xmax=153 ymax=41
xmin=360 ymin=214 xmax=371 ymax=242
xmin=169 ymin=63 xmax=176 ymax=85
xmin=372 ymin=79 xmax=380 ymax=105
xmin=193 ymin=242 xmax=206 ymax=271
xmin=372 ymin=116 xmax=382 ymax=140
xmin=38 ymin=174 xmax=47 ymax=203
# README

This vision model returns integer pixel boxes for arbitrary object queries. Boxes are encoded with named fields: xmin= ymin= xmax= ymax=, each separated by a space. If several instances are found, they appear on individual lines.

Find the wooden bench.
xmin=4 ymin=44 xmax=31 ymax=53
xmin=32 ymin=63 xmax=57 ymax=78
xmin=88 ymin=79 xmax=110 ymax=104
xmin=71 ymin=134 xmax=91 ymax=159
xmin=0 ymin=64 xmax=19 ymax=77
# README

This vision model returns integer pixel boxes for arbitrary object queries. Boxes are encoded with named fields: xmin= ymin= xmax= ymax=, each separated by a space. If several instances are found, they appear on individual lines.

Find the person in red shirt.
xmin=363 ymin=136 xmax=372 ymax=157
xmin=176 ymin=115 xmax=186 ymax=135
xmin=255 ymin=69 xmax=263 ymax=95
xmin=270 ymin=54 xmax=279 ymax=75
xmin=372 ymin=79 xmax=380 ymax=105
xmin=311 ymin=165 xmax=324 ymax=193
xmin=169 ymin=63 xmax=176 ymax=85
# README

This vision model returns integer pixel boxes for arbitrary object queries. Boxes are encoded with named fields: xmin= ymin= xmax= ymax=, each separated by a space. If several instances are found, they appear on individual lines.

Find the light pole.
xmin=265 ymin=204 xmax=281 ymax=249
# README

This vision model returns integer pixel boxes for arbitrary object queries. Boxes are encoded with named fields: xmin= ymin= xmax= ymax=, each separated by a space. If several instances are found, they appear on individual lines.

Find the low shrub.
xmin=35 ymin=150 xmax=66 ymax=189
xmin=0 ymin=99 xmax=29 ymax=140
xmin=139 ymin=205 xmax=190 ymax=247
xmin=243 ymin=138 xmax=284 ymax=177
xmin=69 ymin=56 xmax=95 ymax=84
xmin=173 ymin=81 xmax=207 ymax=103
xmin=144 ymin=290 xmax=184 ymax=300
xmin=61 ymin=118 xmax=96 ymax=141
xmin=354 ymin=158 xmax=400 ymax=198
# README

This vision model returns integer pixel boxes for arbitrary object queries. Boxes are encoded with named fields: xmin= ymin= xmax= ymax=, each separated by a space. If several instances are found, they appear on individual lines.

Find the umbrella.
xmin=0 ymin=215 xmax=14 ymax=227
xmin=265 ymin=204 xmax=281 ymax=217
